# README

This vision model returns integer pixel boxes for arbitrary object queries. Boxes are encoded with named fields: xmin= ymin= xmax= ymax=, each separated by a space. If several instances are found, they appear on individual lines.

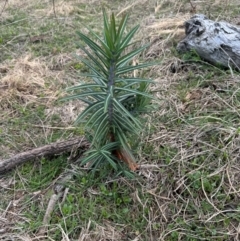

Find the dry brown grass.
xmin=0 ymin=55 xmax=52 ymax=108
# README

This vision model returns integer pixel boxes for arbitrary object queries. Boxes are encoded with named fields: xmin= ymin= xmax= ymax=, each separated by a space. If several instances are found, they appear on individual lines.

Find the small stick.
xmin=38 ymin=193 xmax=61 ymax=235
xmin=0 ymin=0 xmax=8 ymax=17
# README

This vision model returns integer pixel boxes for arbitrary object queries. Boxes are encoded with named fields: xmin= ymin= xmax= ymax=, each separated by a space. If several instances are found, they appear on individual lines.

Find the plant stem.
xmin=107 ymin=59 xmax=116 ymax=128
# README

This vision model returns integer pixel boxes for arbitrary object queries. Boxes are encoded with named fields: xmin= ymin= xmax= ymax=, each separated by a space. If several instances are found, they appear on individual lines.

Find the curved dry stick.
xmin=0 ymin=137 xmax=89 ymax=174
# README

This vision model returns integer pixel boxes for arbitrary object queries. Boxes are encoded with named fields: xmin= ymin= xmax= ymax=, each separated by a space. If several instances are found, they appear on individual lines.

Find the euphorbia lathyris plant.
xmin=64 ymin=10 xmax=154 ymax=175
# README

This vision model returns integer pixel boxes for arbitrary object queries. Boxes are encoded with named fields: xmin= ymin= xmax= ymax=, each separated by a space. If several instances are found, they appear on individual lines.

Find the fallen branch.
xmin=0 ymin=137 xmax=89 ymax=174
xmin=177 ymin=14 xmax=240 ymax=70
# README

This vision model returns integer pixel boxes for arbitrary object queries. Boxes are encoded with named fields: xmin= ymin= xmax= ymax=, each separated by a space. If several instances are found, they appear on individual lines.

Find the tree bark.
xmin=177 ymin=14 xmax=240 ymax=70
xmin=0 ymin=137 xmax=89 ymax=174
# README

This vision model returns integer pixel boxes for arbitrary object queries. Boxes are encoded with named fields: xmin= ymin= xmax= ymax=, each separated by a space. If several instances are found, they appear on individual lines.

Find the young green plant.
xmin=64 ymin=10 xmax=154 ymax=173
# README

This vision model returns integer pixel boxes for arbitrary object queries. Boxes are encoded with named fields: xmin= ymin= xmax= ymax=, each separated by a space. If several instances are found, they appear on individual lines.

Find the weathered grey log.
xmin=0 ymin=137 xmax=89 ymax=174
xmin=177 ymin=14 xmax=240 ymax=70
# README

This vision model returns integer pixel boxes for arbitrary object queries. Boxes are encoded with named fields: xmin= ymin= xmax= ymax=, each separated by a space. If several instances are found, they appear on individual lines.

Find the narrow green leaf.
xmin=92 ymin=76 xmax=107 ymax=86
xmin=91 ymin=158 xmax=104 ymax=169
xmin=103 ymin=93 xmax=112 ymax=113
xmin=113 ymin=115 xmax=138 ymax=134
xmin=75 ymin=73 xmax=108 ymax=87
xmin=101 ymin=141 xmax=119 ymax=151
xmin=115 ymin=130 xmax=137 ymax=162
xmin=117 ymin=44 xmax=150 ymax=67
xmin=92 ymin=115 xmax=109 ymax=143
xmin=86 ymin=106 xmax=105 ymax=126
xmin=76 ymin=31 xmax=109 ymax=59
xmin=75 ymin=55 xmax=106 ymax=82
xmin=103 ymin=8 xmax=110 ymax=32
xmin=115 ymin=87 xmax=153 ymax=99
xmin=110 ymin=13 xmax=117 ymax=44
xmin=103 ymin=10 xmax=114 ymax=50
xmin=88 ymin=112 xmax=108 ymax=132
xmin=119 ymin=25 xmax=139 ymax=49
xmin=77 ymin=39 xmax=110 ymax=69
xmin=100 ymin=149 xmax=111 ymax=155
xmin=100 ymin=151 xmax=117 ymax=170
xmin=116 ymin=62 xmax=153 ymax=75
xmin=74 ymin=101 xmax=104 ymax=124
xmin=83 ymin=26 xmax=112 ymax=57
xmin=115 ymin=41 xmax=137 ymax=59
xmin=76 ymin=97 xmax=94 ymax=105
xmin=104 ymin=28 xmax=114 ymax=50
xmin=66 ymin=84 xmax=106 ymax=92
xmin=62 ymin=92 xmax=106 ymax=101
xmin=118 ymin=93 xmax=136 ymax=101
xmin=116 ymin=14 xmax=128 ymax=47
xmin=113 ymin=98 xmax=141 ymax=128
xmin=115 ymin=77 xmax=154 ymax=84
xmin=77 ymin=43 xmax=108 ymax=75
xmin=115 ymin=128 xmax=130 ymax=148
xmin=115 ymin=106 xmax=140 ymax=129
xmin=81 ymin=151 xmax=99 ymax=165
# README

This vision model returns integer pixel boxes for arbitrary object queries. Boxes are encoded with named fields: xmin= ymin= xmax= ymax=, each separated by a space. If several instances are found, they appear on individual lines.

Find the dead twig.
xmin=0 ymin=0 xmax=8 ymax=17
xmin=0 ymin=137 xmax=89 ymax=174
